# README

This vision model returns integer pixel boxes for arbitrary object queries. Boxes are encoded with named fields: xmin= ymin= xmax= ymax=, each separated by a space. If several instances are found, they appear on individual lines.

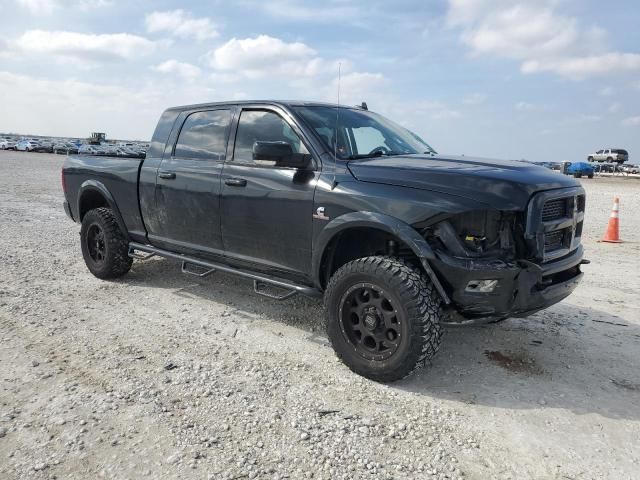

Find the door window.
xmin=233 ymin=110 xmax=308 ymax=165
xmin=174 ymin=110 xmax=231 ymax=160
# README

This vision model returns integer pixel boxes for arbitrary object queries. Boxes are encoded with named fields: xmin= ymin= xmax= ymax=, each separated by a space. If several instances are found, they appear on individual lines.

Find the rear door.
xmin=150 ymin=108 xmax=233 ymax=256
xmin=220 ymin=106 xmax=319 ymax=278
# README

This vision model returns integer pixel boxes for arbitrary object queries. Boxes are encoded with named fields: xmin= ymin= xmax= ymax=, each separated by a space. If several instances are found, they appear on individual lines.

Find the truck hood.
xmin=347 ymin=154 xmax=579 ymax=210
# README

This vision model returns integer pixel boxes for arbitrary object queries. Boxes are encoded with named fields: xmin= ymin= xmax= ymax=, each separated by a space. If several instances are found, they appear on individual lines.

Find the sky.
xmin=0 ymin=0 xmax=639 ymax=162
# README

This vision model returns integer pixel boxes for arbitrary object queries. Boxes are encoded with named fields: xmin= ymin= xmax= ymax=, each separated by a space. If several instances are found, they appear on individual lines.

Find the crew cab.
xmin=62 ymin=101 xmax=588 ymax=382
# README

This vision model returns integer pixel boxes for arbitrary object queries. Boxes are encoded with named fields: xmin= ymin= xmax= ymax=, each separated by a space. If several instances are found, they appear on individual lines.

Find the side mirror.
xmin=252 ymin=141 xmax=311 ymax=169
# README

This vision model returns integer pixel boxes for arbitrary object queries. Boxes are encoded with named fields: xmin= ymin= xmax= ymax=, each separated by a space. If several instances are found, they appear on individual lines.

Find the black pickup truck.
xmin=62 ymin=100 xmax=587 ymax=382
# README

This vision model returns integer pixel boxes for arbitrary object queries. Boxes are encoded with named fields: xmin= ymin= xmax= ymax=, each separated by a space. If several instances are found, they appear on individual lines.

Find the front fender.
xmin=78 ymin=180 xmax=129 ymax=240
xmin=312 ymin=211 xmax=450 ymax=303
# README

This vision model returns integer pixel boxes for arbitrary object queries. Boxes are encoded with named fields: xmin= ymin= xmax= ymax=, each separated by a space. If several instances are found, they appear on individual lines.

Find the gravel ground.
xmin=0 ymin=151 xmax=639 ymax=480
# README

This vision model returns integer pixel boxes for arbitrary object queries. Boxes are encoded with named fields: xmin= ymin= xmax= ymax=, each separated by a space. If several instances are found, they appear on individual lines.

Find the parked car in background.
xmin=54 ymin=142 xmax=80 ymax=155
xmin=622 ymin=164 xmax=639 ymax=174
xmin=32 ymin=141 xmax=54 ymax=153
xmin=0 ymin=140 xmax=17 ymax=150
xmin=566 ymin=161 xmax=594 ymax=178
xmin=587 ymin=148 xmax=628 ymax=164
xmin=15 ymin=140 xmax=39 ymax=151
xmin=78 ymin=144 xmax=107 ymax=155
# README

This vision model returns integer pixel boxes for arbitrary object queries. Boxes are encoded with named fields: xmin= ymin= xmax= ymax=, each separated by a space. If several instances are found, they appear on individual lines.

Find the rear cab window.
xmin=174 ymin=110 xmax=232 ymax=160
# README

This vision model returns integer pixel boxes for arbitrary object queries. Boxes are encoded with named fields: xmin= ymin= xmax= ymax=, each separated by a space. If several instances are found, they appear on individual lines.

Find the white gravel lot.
xmin=0 ymin=151 xmax=639 ymax=480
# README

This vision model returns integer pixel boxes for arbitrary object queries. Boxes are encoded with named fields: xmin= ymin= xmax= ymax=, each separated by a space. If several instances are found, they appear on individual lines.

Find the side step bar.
xmin=128 ymin=242 xmax=322 ymax=300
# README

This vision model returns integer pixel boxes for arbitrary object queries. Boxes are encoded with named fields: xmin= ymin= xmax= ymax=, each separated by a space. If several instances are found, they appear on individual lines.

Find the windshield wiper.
xmin=344 ymin=151 xmax=385 ymax=160
xmin=345 ymin=150 xmax=409 ymax=160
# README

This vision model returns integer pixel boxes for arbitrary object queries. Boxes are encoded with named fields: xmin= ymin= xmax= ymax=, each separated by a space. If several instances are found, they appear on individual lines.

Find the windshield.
xmin=293 ymin=106 xmax=436 ymax=160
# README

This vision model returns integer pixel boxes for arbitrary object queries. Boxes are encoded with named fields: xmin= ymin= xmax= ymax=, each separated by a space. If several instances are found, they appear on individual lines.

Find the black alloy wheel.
xmin=86 ymin=223 xmax=107 ymax=266
xmin=339 ymin=283 xmax=404 ymax=361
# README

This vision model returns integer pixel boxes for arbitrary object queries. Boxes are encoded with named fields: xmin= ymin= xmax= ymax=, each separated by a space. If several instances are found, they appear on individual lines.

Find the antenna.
xmin=332 ymin=62 xmax=341 ymax=189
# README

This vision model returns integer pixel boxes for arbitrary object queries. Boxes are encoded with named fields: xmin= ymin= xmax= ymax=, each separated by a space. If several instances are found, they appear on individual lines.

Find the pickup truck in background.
xmin=587 ymin=148 xmax=628 ymax=164
xmin=62 ymin=100 xmax=588 ymax=382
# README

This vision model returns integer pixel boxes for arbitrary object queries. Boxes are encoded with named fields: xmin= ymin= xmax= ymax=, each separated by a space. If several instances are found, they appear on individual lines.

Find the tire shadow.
xmin=119 ymin=257 xmax=640 ymax=420
xmin=396 ymin=302 xmax=640 ymax=420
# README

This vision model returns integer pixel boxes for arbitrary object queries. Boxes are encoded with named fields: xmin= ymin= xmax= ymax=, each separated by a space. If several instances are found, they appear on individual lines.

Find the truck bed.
xmin=62 ymin=154 xmax=146 ymax=241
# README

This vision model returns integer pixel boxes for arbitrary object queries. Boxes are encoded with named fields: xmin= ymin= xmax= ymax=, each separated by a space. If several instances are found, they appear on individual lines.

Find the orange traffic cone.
xmin=601 ymin=197 xmax=622 ymax=243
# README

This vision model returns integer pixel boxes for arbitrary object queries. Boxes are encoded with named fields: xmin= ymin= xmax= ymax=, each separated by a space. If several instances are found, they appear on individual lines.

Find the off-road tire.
xmin=588 ymin=173 xmax=594 ymax=179
xmin=80 ymin=207 xmax=132 ymax=279
xmin=324 ymin=256 xmax=443 ymax=382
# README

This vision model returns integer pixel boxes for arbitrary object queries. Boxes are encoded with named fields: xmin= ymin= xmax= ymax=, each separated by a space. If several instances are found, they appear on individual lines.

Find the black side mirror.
xmin=252 ymin=141 xmax=311 ymax=169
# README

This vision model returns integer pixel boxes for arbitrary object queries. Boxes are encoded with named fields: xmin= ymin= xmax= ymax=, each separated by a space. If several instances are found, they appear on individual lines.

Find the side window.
xmin=233 ymin=110 xmax=309 ymax=165
xmin=174 ymin=109 xmax=231 ymax=160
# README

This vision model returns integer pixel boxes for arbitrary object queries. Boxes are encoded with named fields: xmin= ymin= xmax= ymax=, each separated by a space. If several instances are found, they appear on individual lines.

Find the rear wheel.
xmin=324 ymin=256 xmax=443 ymax=382
xmin=80 ymin=207 xmax=132 ymax=279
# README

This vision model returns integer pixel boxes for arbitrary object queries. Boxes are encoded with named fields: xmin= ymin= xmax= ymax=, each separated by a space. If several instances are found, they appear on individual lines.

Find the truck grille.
xmin=525 ymin=188 xmax=586 ymax=262
xmin=544 ymin=230 xmax=565 ymax=251
xmin=541 ymin=199 xmax=567 ymax=221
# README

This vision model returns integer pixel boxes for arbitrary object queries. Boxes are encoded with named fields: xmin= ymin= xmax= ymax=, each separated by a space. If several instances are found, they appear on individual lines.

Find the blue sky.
xmin=1 ymin=0 xmax=639 ymax=161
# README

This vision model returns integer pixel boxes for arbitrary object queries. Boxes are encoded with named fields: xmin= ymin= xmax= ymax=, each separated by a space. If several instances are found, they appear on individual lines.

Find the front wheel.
xmin=324 ymin=256 xmax=443 ymax=382
xmin=587 ymin=156 xmax=593 ymax=162
xmin=80 ymin=207 xmax=132 ymax=279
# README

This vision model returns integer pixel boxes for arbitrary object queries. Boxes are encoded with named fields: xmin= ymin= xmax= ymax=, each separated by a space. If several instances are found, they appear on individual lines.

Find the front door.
xmin=220 ymin=108 xmax=318 ymax=278
xmin=151 ymin=108 xmax=232 ymax=256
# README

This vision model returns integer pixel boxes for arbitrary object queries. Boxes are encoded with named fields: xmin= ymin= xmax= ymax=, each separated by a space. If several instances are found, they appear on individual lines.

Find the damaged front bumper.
xmin=432 ymin=245 xmax=586 ymax=325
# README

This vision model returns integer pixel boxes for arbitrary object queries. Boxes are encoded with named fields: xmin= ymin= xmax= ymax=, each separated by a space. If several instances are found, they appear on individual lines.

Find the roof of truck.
xmin=166 ymin=100 xmax=363 ymax=112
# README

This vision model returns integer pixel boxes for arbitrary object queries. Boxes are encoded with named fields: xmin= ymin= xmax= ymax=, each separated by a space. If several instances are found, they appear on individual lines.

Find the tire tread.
xmin=324 ymin=256 xmax=443 ymax=382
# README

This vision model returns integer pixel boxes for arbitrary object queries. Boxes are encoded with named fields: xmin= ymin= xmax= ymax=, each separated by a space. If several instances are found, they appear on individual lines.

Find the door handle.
xmin=224 ymin=177 xmax=247 ymax=187
xmin=158 ymin=171 xmax=176 ymax=180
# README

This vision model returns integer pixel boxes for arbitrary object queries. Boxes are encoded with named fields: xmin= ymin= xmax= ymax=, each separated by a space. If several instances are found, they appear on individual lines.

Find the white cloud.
xmin=621 ymin=116 xmax=640 ymax=127
xmin=609 ymin=103 xmax=621 ymax=114
xmin=0 ymin=71 xmax=158 ymax=138
xmin=145 ymin=10 xmax=219 ymax=41
xmin=209 ymin=35 xmax=321 ymax=78
xmin=522 ymin=53 xmax=640 ymax=79
xmin=247 ymin=0 xmax=361 ymax=22
xmin=16 ymin=0 xmax=58 ymax=13
xmin=447 ymin=0 xmax=640 ymax=79
xmin=206 ymin=34 xmax=385 ymax=102
xmin=0 ymin=70 xmax=226 ymax=139
xmin=599 ymin=87 xmax=614 ymax=96
xmin=329 ymin=72 xmax=386 ymax=105
xmin=16 ymin=0 xmax=112 ymax=14
xmin=153 ymin=59 xmax=201 ymax=80
xmin=15 ymin=30 xmax=155 ymax=62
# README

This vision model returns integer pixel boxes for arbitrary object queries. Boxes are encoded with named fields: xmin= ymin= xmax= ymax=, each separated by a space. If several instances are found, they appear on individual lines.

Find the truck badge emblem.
xmin=313 ymin=207 xmax=329 ymax=221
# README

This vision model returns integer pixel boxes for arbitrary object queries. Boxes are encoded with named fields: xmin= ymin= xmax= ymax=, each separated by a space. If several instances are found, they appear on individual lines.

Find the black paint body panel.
xmin=61 ymin=100 xmax=584 ymax=322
